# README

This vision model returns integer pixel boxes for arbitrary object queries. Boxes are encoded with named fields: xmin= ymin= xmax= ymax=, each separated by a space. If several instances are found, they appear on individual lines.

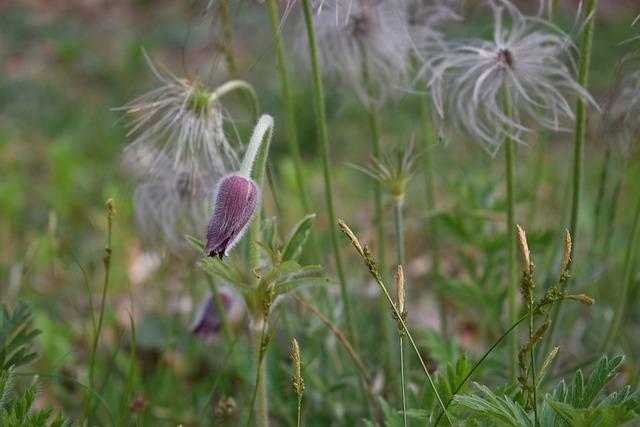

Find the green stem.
xmin=504 ymin=93 xmax=518 ymax=382
xmin=528 ymin=305 xmax=539 ymax=426
xmin=372 ymin=271 xmax=453 ymax=425
xmin=569 ymin=0 xmax=598 ymax=254
xmin=87 ymin=200 xmax=115 ymax=422
xmin=369 ymin=105 xmax=386 ymax=273
xmin=394 ymin=200 xmax=405 ymax=266
xmin=418 ymin=96 xmax=447 ymax=332
xmin=527 ymin=137 xmax=545 ymax=226
xmin=218 ymin=0 xmax=238 ymax=76
xmin=209 ymin=80 xmax=259 ymax=123
xmin=247 ymin=115 xmax=274 ymax=280
xmin=547 ymin=0 xmax=598 ymax=361
xmin=243 ymin=116 xmax=274 ymax=427
xmin=247 ymin=319 xmax=269 ymax=427
xmin=394 ymin=200 xmax=407 ymax=427
xmin=296 ymin=396 xmax=302 ymax=427
xmin=399 ymin=335 xmax=407 ymax=427
xmin=267 ymin=0 xmax=311 ymax=214
xmin=601 ymin=191 xmax=640 ymax=351
xmin=300 ymin=0 xmax=355 ymax=343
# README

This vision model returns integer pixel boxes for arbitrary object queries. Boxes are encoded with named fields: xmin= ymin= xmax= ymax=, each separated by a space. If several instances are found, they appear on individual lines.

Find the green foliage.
xmin=451 ymin=356 xmax=640 ymax=427
xmin=1 ymin=301 xmax=41 ymax=371
xmin=0 ymin=303 xmax=75 ymax=427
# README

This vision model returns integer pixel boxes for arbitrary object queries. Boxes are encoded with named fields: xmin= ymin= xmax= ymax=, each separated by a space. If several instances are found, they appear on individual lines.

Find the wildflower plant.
xmin=427 ymin=0 xmax=597 ymax=151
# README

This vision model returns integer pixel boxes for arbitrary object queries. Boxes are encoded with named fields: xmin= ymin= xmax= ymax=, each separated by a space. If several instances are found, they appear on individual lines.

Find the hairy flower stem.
xmin=602 ymin=192 xmax=640 ymax=351
xmin=87 ymin=199 xmax=115 ymax=423
xmin=244 ymin=116 xmax=274 ymax=427
xmin=547 ymin=0 xmax=598 ymax=360
xmin=301 ymin=0 xmax=356 ymax=345
xmin=503 ymin=92 xmax=518 ymax=382
xmin=418 ymin=97 xmax=446 ymax=331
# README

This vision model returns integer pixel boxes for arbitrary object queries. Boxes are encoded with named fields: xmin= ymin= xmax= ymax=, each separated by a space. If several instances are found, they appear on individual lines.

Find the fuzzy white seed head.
xmin=133 ymin=166 xmax=212 ymax=257
xmin=119 ymin=54 xmax=239 ymax=180
xmin=302 ymin=0 xmax=414 ymax=106
xmin=426 ymin=0 xmax=597 ymax=153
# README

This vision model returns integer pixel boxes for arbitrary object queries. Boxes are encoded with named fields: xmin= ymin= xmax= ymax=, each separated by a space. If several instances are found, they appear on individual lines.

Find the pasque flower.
xmin=205 ymin=115 xmax=274 ymax=258
xmin=189 ymin=291 xmax=232 ymax=340
xmin=426 ymin=0 xmax=597 ymax=151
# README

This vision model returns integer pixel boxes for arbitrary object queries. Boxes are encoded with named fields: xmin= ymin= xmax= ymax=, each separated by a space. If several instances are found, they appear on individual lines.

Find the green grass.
xmin=1 ymin=2 xmax=640 ymax=426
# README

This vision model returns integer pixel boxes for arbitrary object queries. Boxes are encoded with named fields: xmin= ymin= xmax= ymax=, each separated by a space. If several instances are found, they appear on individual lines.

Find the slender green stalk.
xmin=393 ymin=201 xmax=407 ymax=427
xmin=399 ymin=336 xmax=407 ymax=427
xmin=266 ymin=0 xmax=311 ymax=214
xmin=296 ymin=397 xmax=302 ymax=427
xmin=87 ymin=199 xmax=115 ymax=422
xmin=247 ymin=117 xmax=274 ymax=427
xmin=418 ymin=96 xmax=447 ymax=332
xmin=503 ymin=92 xmax=518 ymax=382
xmin=601 ymin=192 xmax=640 ymax=351
xmin=209 ymin=80 xmax=259 ymax=123
xmin=527 ymin=137 xmax=545 ymax=226
xmin=569 ymin=0 xmax=598 ymax=249
xmin=218 ymin=0 xmax=239 ymax=76
xmin=394 ymin=201 xmax=405 ymax=266
xmin=300 ymin=0 xmax=355 ymax=343
xmin=374 ymin=267 xmax=452 ymax=425
xmin=528 ymin=308 xmax=539 ymax=426
xmin=548 ymin=0 xmax=598 ymax=358
xmin=247 ymin=319 xmax=269 ymax=427
xmin=368 ymin=103 xmax=386 ymax=273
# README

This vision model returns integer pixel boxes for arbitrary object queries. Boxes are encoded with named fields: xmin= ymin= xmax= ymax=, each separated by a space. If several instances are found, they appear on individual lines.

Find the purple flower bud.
xmin=189 ymin=292 xmax=232 ymax=340
xmin=205 ymin=175 xmax=259 ymax=258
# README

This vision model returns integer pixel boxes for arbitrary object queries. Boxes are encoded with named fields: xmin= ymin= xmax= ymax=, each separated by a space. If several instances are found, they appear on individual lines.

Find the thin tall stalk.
xmin=569 ymin=0 xmax=598 ymax=251
xmin=300 ymin=0 xmax=355 ymax=343
xmin=266 ymin=0 xmax=311 ymax=214
xmin=247 ymin=117 xmax=274 ymax=427
xmin=503 ymin=92 xmax=518 ymax=381
xmin=87 ymin=198 xmax=116 ymax=423
xmin=393 ymin=203 xmax=407 ymax=427
xmin=418 ymin=97 xmax=446 ymax=332
xmin=218 ymin=0 xmax=239 ymax=76
xmin=547 ymin=0 xmax=598 ymax=357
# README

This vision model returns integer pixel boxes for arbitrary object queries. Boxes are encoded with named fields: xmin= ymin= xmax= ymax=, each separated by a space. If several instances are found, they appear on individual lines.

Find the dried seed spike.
xmin=564 ymin=294 xmax=595 ymax=305
xmin=291 ymin=338 xmax=304 ymax=398
xmin=106 ymin=197 xmax=117 ymax=218
xmin=396 ymin=265 xmax=405 ymax=314
xmin=561 ymin=229 xmax=572 ymax=274
xmin=538 ymin=346 xmax=560 ymax=383
xmin=516 ymin=224 xmax=531 ymax=271
xmin=337 ymin=219 xmax=365 ymax=257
